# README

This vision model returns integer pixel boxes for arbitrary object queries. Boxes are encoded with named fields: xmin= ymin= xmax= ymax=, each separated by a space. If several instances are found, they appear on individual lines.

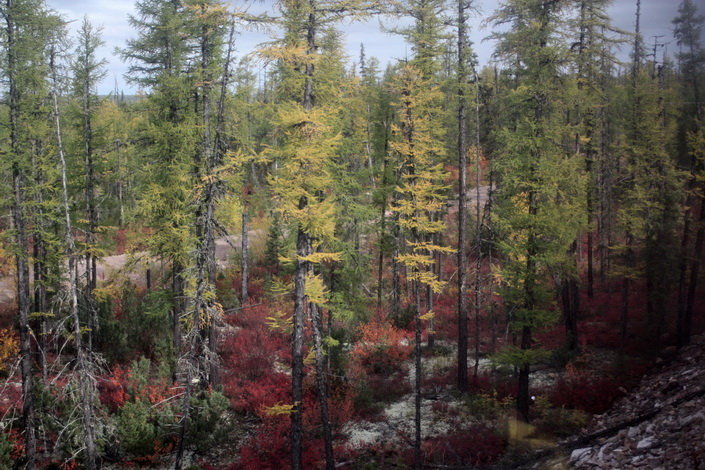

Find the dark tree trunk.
xmin=377 ymin=112 xmax=392 ymax=309
xmin=391 ymin=204 xmax=401 ymax=321
xmin=414 ymin=278 xmax=422 ymax=470
xmin=620 ymin=234 xmax=633 ymax=347
xmin=310 ymin=300 xmax=334 ymax=470
xmin=473 ymin=69 xmax=483 ymax=379
xmin=291 ymin=221 xmax=308 ymax=470
xmin=31 ymin=147 xmax=49 ymax=381
xmin=562 ymin=241 xmax=580 ymax=352
xmin=6 ymin=2 xmax=37 ymax=464
xmin=683 ymin=197 xmax=705 ymax=346
xmin=83 ymin=74 xmax=98 ymax=352
xmin=292 ymin=11 xmax=318 ymax=469
xmin=517 ymin=326 xmax=532 ymax=422
xmin=241 ymin=204 xmax=249 ymax=305
xmin=456 ymin=0 xmax=469 ymax=392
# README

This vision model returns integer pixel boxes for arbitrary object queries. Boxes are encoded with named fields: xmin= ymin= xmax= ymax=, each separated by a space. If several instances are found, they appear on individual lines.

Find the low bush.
xmin=116 ymin=400 xmax=164 ymax=458
xmin=550 ymin=373 xmax=625 ymax=414
xmin=186 ymin=389 xmax=230 ymax=454
xmin=423 ymin=426 xmax=506 ymax=466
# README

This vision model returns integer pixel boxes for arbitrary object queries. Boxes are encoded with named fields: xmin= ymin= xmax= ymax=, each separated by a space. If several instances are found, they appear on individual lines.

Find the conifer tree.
xmin=49 ymin=20 xmax=100 ymax=469
xmin=0 ymin=1 xmax=63 ymax=464
xmin=122 ymin=0 xmax=197 ymax=365
xmin=2 ymin=1 xmax=38 ymax=464
xmin=390 ymin=64 xmax=450 ymax=469
xmin=490 ymin=0 xmax=585 ymax=421
xmin=456 ymin=0 xmax=474 ymax=391
xmin=71 ymin=17 xmax=107 ymax=350
xmin=263 ymin=2 xmax=378 ymax=467
xmin=561 ymin=0 xmax=620 ymax=351
xmin=673 ymin=0 xmax=705 ymax=347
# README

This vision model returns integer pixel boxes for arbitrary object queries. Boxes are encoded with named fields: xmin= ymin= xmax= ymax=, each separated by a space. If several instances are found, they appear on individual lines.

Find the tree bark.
xmin=473 ymin=69 xmax=483 ymax=378
xmin=6 ymin=2 xmax=37 ymax=465
xmin=310 ymin=299 xmax=334 ymax=470
xmin=291 ymin=219 xmax=308 ymax=470
xmin=683 ymin=197 xmax=705 ymax=346
xmin=241 ymin=204 xmax=249 ymax=305
xmin=456 ymin=0 xmax=469 ymax=392
xmin=53 ymin=60 xmax=98 ymax=470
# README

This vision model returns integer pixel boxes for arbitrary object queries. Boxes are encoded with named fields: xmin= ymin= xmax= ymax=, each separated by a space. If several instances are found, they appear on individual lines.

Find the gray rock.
xmin=570 ymin=447 xmax=592 ymax=464
xmin=636 ymin=437 xmax=655 ymax=450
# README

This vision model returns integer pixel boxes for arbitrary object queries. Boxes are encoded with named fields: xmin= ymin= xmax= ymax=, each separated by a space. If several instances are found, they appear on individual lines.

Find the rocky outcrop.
xmin=567 ymin=336 xmax=705 ymax=469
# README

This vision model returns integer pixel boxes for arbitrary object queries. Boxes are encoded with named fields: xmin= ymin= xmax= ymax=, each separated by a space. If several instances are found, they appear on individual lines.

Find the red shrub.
xmin=97 ymin=363 xmax=174 ymax=413
xmin=349 ymin=321 xmax=411 ymax=377
xmin=221 ymin=304 xmax=292 ymax=415
xmin=236 ymin=414 xmax=324 ymax=470
xmin=550 ymin=373 xmax=626 ymax=414
xmin=467 ymin=373 xmax=518 ymax=400
xmin=98 ymin=375 xmax=127 ymax=412
xmin=422 ymin=426 xmax=506 ymax=466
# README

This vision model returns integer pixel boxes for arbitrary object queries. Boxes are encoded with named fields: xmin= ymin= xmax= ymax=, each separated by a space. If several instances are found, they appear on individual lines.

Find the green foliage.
xmin=96 ymin=286 xmax=174 ymax=362
xmin=0 ymin=432 xmax=11 ymax=468
xmin=116 ymin=400 xmax=164 ymax=458
xmin=532 ymin=396 xmax=589 ymax=437
xmin=186 ymin=390 xmax=229 ymax=454
xmin=390 ymin=64 xmax=449 ymax=297
xmin=493 ymin=346 xmax=552 ymax=369
xmin=490 ymin=0 xmax=585 ymax=354
xmin=461 ymin=393 xmax=514 ymax=422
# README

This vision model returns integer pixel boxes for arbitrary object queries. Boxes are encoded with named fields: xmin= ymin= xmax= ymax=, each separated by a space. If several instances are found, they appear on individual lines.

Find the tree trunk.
xmin=6 ymin=2 xmax=37 ymax=464
xmin=456 ymin=0 xmax=469 ymax=392
xmin=291 ymin=220 xmax=308 ymax=470
xmin=683 ymin=197 xmax=705 ymax=346
xmin=517 ymin=326 xmax=532 ymax=422
xmin=31 ymin=147 xmax=49 ymax=382
xmin=561 ymin=241 xmax=580 ymax=352
xmin=414 ymin=277 xmax=422 ymax=470
xmin=473 ymin=69 xmax=483 ymax=379
xmin=53 ymin=66 xmax=98 ymax=470
xmin=310 ymin=299 xmax=334 ymax=470
xmin=620 ymin=234 xmax=633 ymax=347
xmin=82 ymin=73 xmax=98 ymax=352
xmin=241 ymin=204 xmax=249 ymax=305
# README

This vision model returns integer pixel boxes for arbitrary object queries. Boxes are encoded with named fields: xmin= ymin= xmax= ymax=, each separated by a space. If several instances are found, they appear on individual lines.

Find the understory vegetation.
xmin=0 ymin=0 xmax=703 ymax=468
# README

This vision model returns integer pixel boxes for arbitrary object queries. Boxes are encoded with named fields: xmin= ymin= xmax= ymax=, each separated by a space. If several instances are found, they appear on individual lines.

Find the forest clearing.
xmin=1 ymin=0 xmax=704 ymax=468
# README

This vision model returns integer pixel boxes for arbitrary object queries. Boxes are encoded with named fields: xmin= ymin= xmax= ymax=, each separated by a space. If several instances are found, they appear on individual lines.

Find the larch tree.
xmin=673 ymin=0 xmax=705 ymax=347
xmin=70 ymin=17 xmax=107 ymax=351
xmin=262 ymin=1 xmax=379 ymax=468
xmin=0 ymin=0 xmax=63 ymax=465
xmin=49 ymin=18 xmax=101 ymax=469
xmin=560 ymin=0 xmax=620 ymax=352
xmin=122 ymin=0 xmax=197 ymax=370
xmin=455 ymin=0 xmax=477 ymax=391
xmin=390 ymin=64 xmax=450 ymax=469
xmin=174 ymin=2 xmax=232 ymax=468
xmin=490 ymin=0 xmax=585 ymax=422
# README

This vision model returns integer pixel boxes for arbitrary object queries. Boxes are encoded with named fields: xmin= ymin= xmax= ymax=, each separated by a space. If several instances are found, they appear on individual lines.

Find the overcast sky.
xmin=48 ymin=0 xmax=699 ymax=94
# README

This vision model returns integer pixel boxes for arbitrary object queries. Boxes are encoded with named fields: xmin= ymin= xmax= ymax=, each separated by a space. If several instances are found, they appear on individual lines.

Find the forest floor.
xmin=344 ymin=343 xmax=561 ymax=452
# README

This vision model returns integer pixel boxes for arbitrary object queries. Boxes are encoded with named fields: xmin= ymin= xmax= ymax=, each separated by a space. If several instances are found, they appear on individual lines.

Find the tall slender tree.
xmin=50 ymin=25 xmax=100 ymax=469
xmin=71 ymin=17 xmax=107 ymax=350
xmin=491 ymin=0 xmax=585 ymax=421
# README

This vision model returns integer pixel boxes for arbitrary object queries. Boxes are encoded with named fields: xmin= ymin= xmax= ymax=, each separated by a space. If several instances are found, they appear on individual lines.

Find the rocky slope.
xmin=565 ymin=335 xmax=705 ymax=469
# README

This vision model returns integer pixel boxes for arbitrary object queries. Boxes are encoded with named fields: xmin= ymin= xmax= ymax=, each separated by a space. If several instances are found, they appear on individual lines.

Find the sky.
xmin=48 ymin=0 xmax=698 ymax=95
